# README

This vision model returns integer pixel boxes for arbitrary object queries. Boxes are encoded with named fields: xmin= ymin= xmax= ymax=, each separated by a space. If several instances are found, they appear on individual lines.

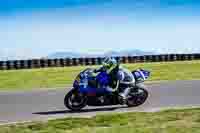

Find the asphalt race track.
xmin=0 ymin=80 xmax=200 ymax=125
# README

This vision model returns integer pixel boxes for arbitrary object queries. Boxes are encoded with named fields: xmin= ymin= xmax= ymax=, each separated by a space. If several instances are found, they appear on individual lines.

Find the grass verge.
xmin=1 ymin=108 xmax=200 ymax=133
xmin=0 ymin=60 xmax=200 ymax=91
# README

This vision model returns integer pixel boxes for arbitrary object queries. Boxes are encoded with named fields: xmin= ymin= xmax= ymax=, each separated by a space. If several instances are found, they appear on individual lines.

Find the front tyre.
xmin=126 ymin=87 xmax=148 ymax=107
xmin=64 ymin=89 xmax=87 ymax=111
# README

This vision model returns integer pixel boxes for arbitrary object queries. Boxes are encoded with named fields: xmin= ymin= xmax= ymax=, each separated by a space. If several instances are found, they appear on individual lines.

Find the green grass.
xmin=1 ymin=108 xmax=200 ymax=133
xmin=1 ymin=60 xmax=200 ymax=91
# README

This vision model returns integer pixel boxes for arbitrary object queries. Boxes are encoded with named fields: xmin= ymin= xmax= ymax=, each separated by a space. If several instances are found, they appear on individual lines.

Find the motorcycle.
xmin=64 ymin=68 xmax=150 ymax=111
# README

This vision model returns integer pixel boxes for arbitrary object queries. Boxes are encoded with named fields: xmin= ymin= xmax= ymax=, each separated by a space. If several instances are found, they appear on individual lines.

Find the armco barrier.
xmin=0 ymin=54 xmax=200 ymax=70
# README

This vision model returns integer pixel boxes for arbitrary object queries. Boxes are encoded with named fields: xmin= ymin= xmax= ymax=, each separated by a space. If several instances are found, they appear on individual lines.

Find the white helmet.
xmin=102 ymin=57 xmax=118 ymax=73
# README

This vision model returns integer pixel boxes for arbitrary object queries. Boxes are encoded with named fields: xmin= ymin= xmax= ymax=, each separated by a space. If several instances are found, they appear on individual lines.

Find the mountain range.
xmin=47 ymin=49 xmax=155 ymax=59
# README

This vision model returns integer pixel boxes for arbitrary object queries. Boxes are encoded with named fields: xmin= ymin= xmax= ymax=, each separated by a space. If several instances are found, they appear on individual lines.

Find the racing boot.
xmin=118 ymin=87 xmax=131 ymax=105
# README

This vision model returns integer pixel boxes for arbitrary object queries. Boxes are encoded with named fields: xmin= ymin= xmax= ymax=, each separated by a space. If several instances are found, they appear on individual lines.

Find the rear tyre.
xmin=64 ymin=89 xmax=87 ymax=111
xmin=126 ymin=87 xmax=148 ymax=107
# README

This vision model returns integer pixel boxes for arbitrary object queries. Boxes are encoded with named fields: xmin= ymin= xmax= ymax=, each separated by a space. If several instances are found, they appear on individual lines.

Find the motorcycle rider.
xmin=94 ymin=57 xmax=136 ymax=103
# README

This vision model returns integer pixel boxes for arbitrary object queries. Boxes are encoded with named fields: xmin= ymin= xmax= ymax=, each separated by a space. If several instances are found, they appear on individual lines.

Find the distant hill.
xmin=47 ymin=52 xmax=83 ymax=59
xmin=47 ymin=49 xmax=155 ymax=59
xmin=104 ymin=50 xmax=154 ymax=57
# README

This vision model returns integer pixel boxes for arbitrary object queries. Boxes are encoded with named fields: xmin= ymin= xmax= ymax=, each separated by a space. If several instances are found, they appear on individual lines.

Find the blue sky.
xmin=1 ymin=0 xmax=200 ymax=59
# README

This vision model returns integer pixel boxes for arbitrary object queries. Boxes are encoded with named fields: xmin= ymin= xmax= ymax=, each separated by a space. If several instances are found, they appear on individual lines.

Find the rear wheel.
xmin=126 ymin=87 xmax=148 ymax=107
xmin=64 ymin=89 xmax=87 ymax=111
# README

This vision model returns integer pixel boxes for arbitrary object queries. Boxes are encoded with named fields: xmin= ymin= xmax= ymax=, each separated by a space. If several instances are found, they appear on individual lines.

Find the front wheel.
xmin=126 ymin=87 xmax=148 ymax=107
xmin=64 ymin=89 xmax=87 ymax=111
